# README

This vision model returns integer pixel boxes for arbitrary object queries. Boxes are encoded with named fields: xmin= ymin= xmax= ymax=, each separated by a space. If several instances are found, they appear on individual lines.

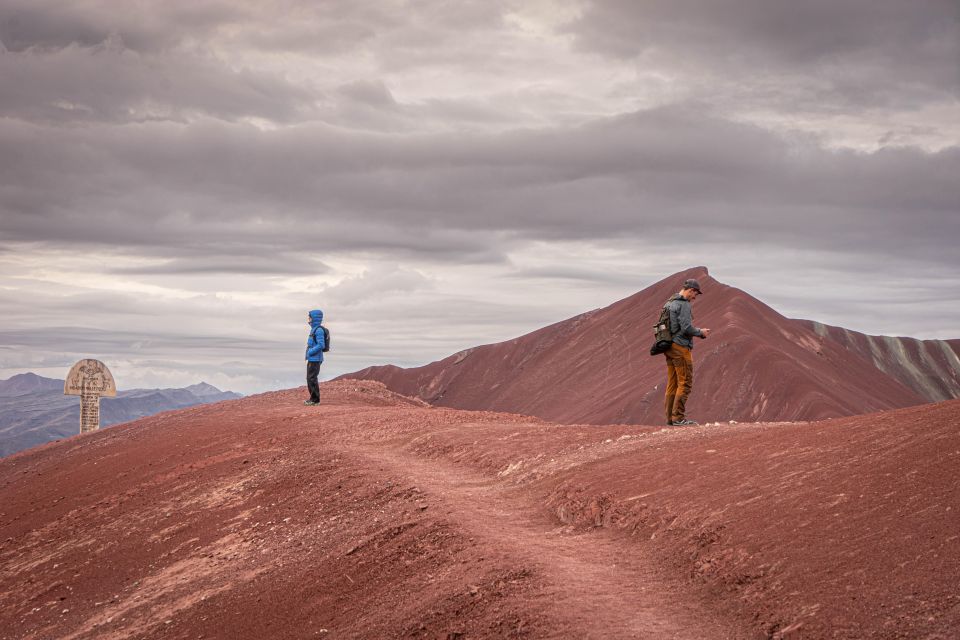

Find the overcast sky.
xmin=1 ymin=0 xmax=958 ymax=394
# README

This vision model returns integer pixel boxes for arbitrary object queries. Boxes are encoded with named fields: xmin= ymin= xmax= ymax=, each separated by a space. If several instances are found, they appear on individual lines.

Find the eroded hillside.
xmin=1 ymin=381 xmax=957 ymax=639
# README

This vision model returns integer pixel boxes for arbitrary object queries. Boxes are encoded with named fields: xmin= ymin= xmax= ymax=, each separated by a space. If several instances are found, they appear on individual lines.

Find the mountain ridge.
xmin=795 ymin=319 xmax=960 ymax=402
xmin=341 ymin=267 xmax=958 ymax=424
xmin=0 ymin=372 xmax=63 ymax=397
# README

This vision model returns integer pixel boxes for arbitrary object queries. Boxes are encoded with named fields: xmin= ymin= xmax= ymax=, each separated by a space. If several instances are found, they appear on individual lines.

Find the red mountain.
xmin=794 ymin=320 xmax=960 ymax=402
xmin=342 ymin=267 xmax=959 ymax=424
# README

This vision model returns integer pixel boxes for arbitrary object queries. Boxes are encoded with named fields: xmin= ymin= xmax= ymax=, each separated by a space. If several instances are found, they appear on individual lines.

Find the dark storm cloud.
xmin=571 ymin=0 xmax=960 ymax=107
xmin=1 ymin=107 xmax=956 ymax=269
xmin=0 ymin=42 xmax=317 ymax=124
xmin=503 ymin=266 xmax=646 ymax=287
xmin=0 ymin=0 xmax=243 ymax=53
xmin=242 ymin=0 xmax=509 ymax=67
xmin=0 ymin=0 xmax=545 ymax=134
xmin=108 ymin=255 xmax=331 ymax=277
xmin=0 ymin=0 xmax=508 ymax=58
xmin=0 ymin=326 xmax=276 ymax=356
xmin=0 ymin=287 xmax=190 ymax=323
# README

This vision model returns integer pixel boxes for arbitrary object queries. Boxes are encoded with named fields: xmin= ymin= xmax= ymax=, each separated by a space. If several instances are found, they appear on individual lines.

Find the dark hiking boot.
xmin=671 ymin=418 xmax=698 ymax=426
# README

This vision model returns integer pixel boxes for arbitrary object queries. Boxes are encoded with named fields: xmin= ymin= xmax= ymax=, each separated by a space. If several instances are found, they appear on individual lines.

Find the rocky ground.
xmin=1 ymin=380 xmax=958 ymax=639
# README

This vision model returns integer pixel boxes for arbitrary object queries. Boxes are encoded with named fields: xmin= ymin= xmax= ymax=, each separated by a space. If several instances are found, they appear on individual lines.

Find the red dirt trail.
xmin=1 ymin=381 xmax=958 ymax=639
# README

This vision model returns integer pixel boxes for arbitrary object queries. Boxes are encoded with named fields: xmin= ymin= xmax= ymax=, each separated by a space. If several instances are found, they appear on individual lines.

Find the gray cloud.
xmin=242 ymin=1 xmax=508 ymax=58
xmin=108 ymin=255 xmax=331 ymax=277
xmin=0 ymin=0 xmax=957 ymax=394
xmin=0 ymin=0 xmax=509 ymax=59
xmin=0 ymin=324 xmax=292 ymax=393
xmin=0 ymin=326 xmax=273 ymax=357
xmin=503 ymin=266 xmax=643 ymax=287
xmin=1 ymin=108 xmax=956 ymax=267
xmin=571 ymin=0 xmax=960 ymax=108
xmin=0 ymin=1 xmax=245 ymax=53
xmin=320 ymin=266 xmax=434 ymax=307
xmin=0 ymin=42 xmax=317 ymax=124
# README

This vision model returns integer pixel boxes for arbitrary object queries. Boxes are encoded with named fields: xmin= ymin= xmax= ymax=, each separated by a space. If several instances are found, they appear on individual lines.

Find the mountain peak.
xmin=0 ymin=373 xmax=63 ymax=397
xmin=185 ymin=382 xmax=225 ymax=396
xmin=5 ymin=372 xmax=49 ymax=382
xmin=342 ymin=268 xmax=956 ymax=424
xmin=682 ymin=265 xmax=709 ymax=276
xmin=653 ymin=266 xmax=717 ymax=293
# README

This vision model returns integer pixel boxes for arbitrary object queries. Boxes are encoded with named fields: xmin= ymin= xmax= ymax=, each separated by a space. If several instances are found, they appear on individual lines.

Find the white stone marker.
xmin=64 ymin=359 xmax=117 ymax=434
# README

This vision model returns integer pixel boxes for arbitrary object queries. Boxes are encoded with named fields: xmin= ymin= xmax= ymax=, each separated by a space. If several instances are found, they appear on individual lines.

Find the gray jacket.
xmin=666 ymin=293 xmax=704 ymax=349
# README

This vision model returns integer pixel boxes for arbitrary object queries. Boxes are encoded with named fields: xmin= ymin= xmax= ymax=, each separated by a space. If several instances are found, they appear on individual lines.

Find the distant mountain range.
xmin=0 ymin=373 xmax=241 ymax=457
xmin=342 ymin=267 xmax=960 ymax=424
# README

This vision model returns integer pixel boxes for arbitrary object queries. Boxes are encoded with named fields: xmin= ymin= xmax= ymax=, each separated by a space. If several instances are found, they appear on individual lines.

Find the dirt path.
xmin=340 ymin=439 xmax=751 ymax=640
xmin=4 ymin=383 xmax=955 ymax=639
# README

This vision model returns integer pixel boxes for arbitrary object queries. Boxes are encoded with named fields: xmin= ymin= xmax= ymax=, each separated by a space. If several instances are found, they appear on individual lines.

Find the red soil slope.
xmin=1 ymin=381 xmax=957 ymax=639
xmin=343 ymin=267 xmax=950 ymax=425
xmin=795 ymin=320 xmax=960 ymax=402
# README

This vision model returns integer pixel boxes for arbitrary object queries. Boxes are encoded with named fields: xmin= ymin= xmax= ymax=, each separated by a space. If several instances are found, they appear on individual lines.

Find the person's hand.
xmin=701 ymin=328 xmax=712 ymax=338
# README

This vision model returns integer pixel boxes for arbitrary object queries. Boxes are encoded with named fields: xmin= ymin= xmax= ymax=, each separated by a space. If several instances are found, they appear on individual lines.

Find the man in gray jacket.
xmin=663 ymin=279 xmax=711 ymax=426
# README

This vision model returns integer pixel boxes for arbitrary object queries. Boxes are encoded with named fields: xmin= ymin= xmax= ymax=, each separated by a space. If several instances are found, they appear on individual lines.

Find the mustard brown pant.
xmin=664 ymin=343 xmax=693 ymax=424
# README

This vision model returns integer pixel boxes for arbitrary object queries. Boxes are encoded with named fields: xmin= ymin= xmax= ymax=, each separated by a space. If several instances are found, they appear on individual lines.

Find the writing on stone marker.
xmin=64 ymin=359 xmax=117 ymax=434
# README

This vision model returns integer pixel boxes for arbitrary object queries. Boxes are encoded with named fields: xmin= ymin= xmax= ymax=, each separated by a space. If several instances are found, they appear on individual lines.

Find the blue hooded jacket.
xmin=305 ymin=309 xmax=325 ymax=363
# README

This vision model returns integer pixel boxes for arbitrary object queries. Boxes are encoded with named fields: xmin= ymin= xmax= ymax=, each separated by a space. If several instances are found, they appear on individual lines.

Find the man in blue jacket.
xmin=664 ymin=279 xmax=711 ymax=426
xmin=304 ymin=309 xmax=326 ymax=405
